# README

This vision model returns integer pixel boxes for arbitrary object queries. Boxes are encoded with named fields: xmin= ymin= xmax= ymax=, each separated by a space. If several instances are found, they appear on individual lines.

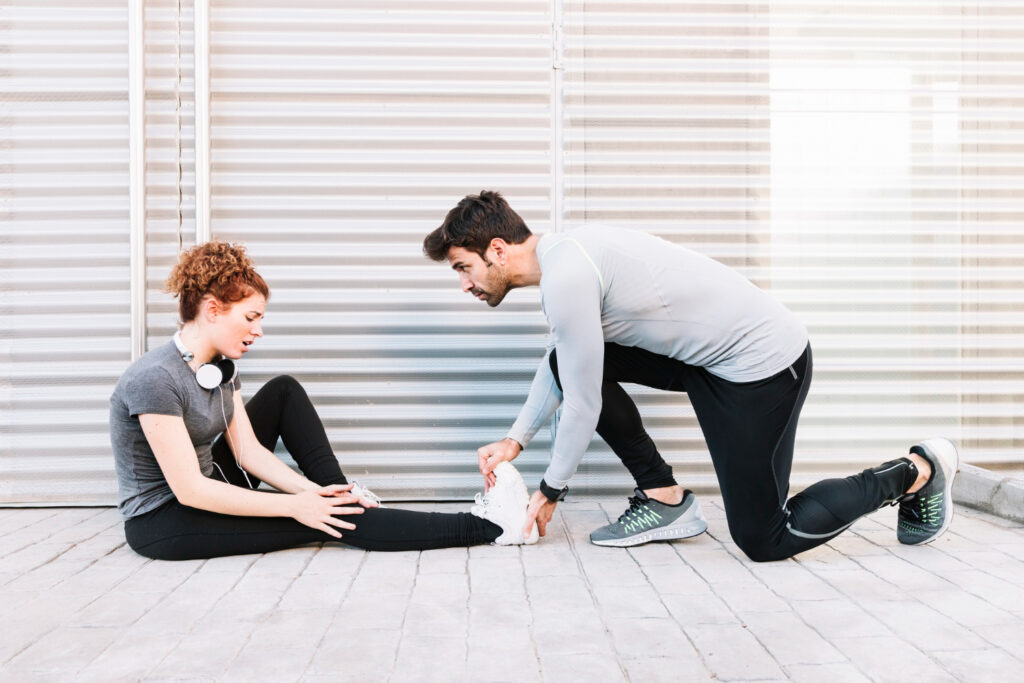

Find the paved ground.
xmin=1 ymin=498 xmax=1023 ymax=682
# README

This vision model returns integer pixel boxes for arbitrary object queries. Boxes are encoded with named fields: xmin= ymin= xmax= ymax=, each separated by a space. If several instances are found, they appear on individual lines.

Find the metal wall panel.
xmin=0 ymin=2 xmax=130 ymax=504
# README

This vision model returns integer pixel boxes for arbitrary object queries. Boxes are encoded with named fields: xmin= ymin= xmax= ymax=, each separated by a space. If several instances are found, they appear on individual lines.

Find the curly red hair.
xmin=165 ymin=241 xmax=270 ymax=323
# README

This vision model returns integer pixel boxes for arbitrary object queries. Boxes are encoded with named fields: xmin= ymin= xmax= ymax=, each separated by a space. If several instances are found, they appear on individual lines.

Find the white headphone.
xmin=173 ymin=331 xmax=237 ymax=390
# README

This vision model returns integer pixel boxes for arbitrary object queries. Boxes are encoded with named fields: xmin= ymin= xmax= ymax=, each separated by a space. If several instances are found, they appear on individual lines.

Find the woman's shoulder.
xmin=113 ymin=341 xmax=182 ymax=396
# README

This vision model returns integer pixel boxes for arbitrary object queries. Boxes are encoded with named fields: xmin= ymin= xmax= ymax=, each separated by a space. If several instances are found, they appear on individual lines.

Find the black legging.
xmin=549 ymin=343 xmax=914 ymax=562
xmin=124 ymin=376 xmax=500 ymax=560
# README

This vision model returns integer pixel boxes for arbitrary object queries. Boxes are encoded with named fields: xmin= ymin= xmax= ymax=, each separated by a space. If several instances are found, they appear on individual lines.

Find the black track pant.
xmin=124 ymin=376 xmax=500 ymax=560
xmin=549 ymin=344 xmax=913 ymax=562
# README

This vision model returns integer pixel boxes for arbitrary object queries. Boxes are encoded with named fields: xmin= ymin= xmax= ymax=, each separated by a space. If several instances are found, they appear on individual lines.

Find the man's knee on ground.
xmin=733 ymin=531 xmax=790 ymax=563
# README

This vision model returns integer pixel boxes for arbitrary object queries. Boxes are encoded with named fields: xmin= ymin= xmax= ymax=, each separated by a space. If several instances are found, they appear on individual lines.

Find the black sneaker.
xmin=897 ymin=438 xmax=959 ymax=545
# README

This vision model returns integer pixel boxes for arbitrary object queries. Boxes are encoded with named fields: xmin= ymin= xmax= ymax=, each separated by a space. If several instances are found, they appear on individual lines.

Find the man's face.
xmin=447 ymin=246 xmax=511 ymax=308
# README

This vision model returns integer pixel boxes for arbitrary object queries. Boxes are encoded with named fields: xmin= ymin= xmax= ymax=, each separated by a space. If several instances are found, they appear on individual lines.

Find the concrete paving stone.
xmin=817 ymin=568 xmax=907 ymax=603
xmin=468 ymin=542 xmax=518 ymax=560
xmin=578 ymin=552 xmax=650 ymax=587
xmin=116 ymin=557 xmax=204 ymax=594
xmin=945 ymin=569 xmax=1024 ymax=615
xmin=333 ymin=593 xmax=408 ymax=630
xmin=526 ymin=575 xmax=595 ymax=613
xmin=951 ymin=550 xmax=1024 ymax=583
xmin=538 ymin=653 xmax=627 ymax=683
xmin=713 ymin=580 xmax=792 ymax=614
xmin=219 ymin=645 xmax=307 ymax=683
xmin=277 ymin=570 xmax=354 ymax=610
xmin=683 ymin=622 xmax=787 ymax=681
xmin=300 ymin=544 xmax=365 ymax=575
xmin=416 ymin=546 xmax=468 ymax=574
xmin=662 ymin=592 xmax=741 ymax=626
xmin=0 ymin=543 xmax=70 ymax=575
xmin=66 ymin=588 xmax=164 ymax=628
xmin=947 ymin=510 xmax=1024 ymax=543
xmin=824 ymin=533 xmax=889 ymax=557
xmin=244 ymin=608 xmax=334 ymax=652
xmin=591 ymin=583 xmax=668 ymax=618
xmin=468 ymin=557 xmax=525 ymax=595
xmin=531 ymin=612 xmax=610 ymax=656
xmin=739 ymin=610 xmax=846 ymax=666
xmin=4 ymin=625 xmax=121 ymax=675
xmin=746 ymin=563 xmax=843 ymax=602
xmin=914 ymin=586 xmax=1018 ymax=628
xmin=245 ymin=546 xmax=318 ymax=577
xmin=130 ymin=570 xmax=240 ymax=635
xmin=403 ymin=596 xmax=469 ymax=636
xmin=391 ymin=635 xmax=468 ymax=682
xmin=853 ymin=554 xmax=954 ymax=591
xmin=973 ymin=622 xmax=1024 ymax=655
xmin=621 ymin=655 xmax=713 ymax=682
xmin=1 ymin=558 xmax=94 ymax=592
xmin=37 ymin=509 xmax=112 ymax=544
xmin=308 ymin=626 xmax=400 ymax=676
xmin=678 ymin=545 xmax=758 ymax=585
xmin=991 ymin=541 xmax=1024 ymax=562
xmin=47 ymin=562 xmax=140 ymax=601
xmin=558 ymin=509 xmax=611 ymax=536
xmin=784 ymin=662 xmax=872 ymax=682
xmin=206 ymin=582 xmax=286 ymax=624
xmin=0 ymin=509 xmax=58 ymax=539
xmin=931 ymin=647 xmax=1024 ymax=681
xmin=884 ymin=543 xmax=972 ymax=573
xmin=790 ymin=599 xmax=893 ymax=639
xmin=640 ymin=562 xmax=713 ymax=595
xmin=627 ymin=540 xmax=689 ymax=566
xmin=74 ymin=632 xmax=182 ymax=682
xmin=156 ymin=618 xmax=255 ymax=678
xmin=465 ymin=627 xmax=540 ymax=682
xmin=520 ymin=544 xmax=580 ymax=577
xmin=348 ymin=559 xmax=417 ymax=595
xmin=830 ymin=635 xmax=957 ymax=683
xmin=411 ymin=571 xmax=469 ymax=603
xmin=469 ymin=591 xmax=532 ymax=627
xmin=861 ymin=599 xmax=990 ymax=653
xmin=792 ymin=543 xmax=863 ymax=572
xmin=603 ymin=617 xmax=695 ymax=657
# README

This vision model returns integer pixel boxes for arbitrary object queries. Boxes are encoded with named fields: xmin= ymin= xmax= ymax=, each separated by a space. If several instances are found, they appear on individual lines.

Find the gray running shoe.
xmin=591 ymin=489 xmax=707 ymax=547
xmin=897 ymin=438 xmax=959 ymax=545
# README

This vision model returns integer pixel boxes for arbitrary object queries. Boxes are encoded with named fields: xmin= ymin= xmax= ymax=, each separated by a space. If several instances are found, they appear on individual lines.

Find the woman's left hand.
xmin=318 ymin=483 xmax=379 ymax=508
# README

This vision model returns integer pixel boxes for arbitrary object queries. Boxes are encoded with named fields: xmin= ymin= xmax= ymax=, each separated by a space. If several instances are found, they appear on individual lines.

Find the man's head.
xmin=423 ymin=191 xmax=533 ymax=307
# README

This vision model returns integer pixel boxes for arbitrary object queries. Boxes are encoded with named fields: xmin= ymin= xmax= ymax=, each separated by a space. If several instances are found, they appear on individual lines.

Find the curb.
xmin=952 ymin=464 xmax=1024 ymax=524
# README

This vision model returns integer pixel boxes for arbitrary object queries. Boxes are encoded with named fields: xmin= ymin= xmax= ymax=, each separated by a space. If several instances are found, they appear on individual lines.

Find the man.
xmin=423 ymin=190 xmax=958 ymax=561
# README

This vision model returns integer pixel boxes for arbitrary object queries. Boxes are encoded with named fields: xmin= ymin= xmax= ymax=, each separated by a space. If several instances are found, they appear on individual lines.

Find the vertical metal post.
xmin=194 ymin=0 xmax=212 ymax=243
xmin=551 ymin=0 xmax=565 ymax=232
xmin=128 ymin=0 xmax=147 ymax=360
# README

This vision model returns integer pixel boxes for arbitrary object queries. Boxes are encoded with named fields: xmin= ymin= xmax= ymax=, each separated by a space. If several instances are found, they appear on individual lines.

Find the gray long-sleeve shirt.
xmin=507 ymin=225 xmax=808 ymax=490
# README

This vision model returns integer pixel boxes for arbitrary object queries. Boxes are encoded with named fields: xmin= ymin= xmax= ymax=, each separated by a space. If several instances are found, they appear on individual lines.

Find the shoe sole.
xmin=903 ymin=437 xmax=959 ymax=545
xmin=591 ymin=518 xmax=708 ymax=548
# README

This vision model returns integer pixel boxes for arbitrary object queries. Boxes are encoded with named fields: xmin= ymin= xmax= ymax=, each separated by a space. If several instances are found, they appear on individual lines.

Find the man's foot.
xmin=897 ymin=438 xmax=959 ymax=545
xmin=350 ymin=480 xmax=384 ymax=507
xmin=470 ymin=462 xmax=539 ymax=545
xmin=590 ymin=489 xmax=707 ymax=547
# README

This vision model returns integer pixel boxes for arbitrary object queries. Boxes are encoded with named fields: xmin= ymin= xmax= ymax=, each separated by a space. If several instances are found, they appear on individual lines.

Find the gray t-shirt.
xmin=109 ymin=339 xmax=240 ymax=518
xmin=508 ymin=225 xmax=809 ymax=489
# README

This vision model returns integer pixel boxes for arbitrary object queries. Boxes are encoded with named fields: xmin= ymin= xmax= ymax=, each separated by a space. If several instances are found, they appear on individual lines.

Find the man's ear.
xmin=490 ymin=238 xmax=508 ymax=264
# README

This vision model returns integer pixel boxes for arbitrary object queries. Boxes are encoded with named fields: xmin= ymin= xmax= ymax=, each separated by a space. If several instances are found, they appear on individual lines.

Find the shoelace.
xmin=350 ymin=481 xmax=382 ymax=507
xmin=616 ymin=496 xmax=647 ymax=524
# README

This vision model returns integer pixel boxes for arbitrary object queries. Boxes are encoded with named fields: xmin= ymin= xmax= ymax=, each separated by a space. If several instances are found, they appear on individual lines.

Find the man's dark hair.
xmin=423 ymin=190 xmax=532 ymax=262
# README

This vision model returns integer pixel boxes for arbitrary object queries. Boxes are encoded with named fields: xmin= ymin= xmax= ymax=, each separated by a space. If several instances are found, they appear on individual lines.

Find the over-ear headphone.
xmin=173 ymin=331 xmax=237 ymax=390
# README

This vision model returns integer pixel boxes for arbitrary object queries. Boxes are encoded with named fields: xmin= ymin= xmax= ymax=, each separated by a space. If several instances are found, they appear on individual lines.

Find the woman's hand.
xmin=289 ymin=486 xmax=365 ymax=538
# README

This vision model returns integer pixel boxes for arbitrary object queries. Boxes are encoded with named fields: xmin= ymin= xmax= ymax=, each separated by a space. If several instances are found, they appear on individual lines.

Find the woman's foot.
xmin=470 ymin=462 xmax=539 ymax=545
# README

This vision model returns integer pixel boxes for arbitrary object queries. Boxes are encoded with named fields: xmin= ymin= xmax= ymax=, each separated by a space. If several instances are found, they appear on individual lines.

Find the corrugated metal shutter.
xmin=163 ymin=1 xmax=557 ymax=498
xmin=0 ymin=2 xmax=130 ymax=504
xmin=564 ymin=1 xmax=1024 ymax=493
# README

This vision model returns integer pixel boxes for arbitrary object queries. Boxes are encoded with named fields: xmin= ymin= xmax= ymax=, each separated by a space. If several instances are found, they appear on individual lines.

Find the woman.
xmin=110 ymin=240 xmax=537 ymax=560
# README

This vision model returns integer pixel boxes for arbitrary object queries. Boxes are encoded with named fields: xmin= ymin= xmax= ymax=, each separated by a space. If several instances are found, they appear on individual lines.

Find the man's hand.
xmin=477 ymin=437 xmax=522 ymax=490
xmin=525 ymin=489 xmax=557 ymax=538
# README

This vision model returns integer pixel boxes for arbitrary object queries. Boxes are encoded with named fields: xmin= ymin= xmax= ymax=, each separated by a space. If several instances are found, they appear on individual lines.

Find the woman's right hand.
xmin=289 ymin=486 xmax=364 ymax=538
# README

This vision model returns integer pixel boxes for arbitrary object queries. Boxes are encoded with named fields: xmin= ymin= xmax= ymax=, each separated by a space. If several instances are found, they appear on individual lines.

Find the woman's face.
xmin=210 ymin=292 xmax=266 ymax=360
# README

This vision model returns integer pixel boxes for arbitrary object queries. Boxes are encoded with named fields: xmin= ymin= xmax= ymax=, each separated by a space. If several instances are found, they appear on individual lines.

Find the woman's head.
xmin=166 ymin=241 xmax=269 ymax=324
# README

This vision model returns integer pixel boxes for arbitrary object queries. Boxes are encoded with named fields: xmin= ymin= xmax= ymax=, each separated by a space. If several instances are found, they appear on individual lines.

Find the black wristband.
xmin=539 ymin=478 xmax=568 ymax=502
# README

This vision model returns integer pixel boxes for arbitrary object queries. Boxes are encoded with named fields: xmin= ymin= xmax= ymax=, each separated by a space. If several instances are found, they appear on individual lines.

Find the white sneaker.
xmin=470 ymin=462 xmax=539 ymax=545
xmin=349 ymin=480 xmax=384 ymax=507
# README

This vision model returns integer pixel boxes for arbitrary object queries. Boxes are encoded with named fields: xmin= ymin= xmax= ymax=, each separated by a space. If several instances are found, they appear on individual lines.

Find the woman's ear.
xmin=201 ymin=295 xmax=222 ymax=322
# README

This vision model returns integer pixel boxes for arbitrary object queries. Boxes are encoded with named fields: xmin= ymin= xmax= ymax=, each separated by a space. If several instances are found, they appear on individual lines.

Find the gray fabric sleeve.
xmin=536 ymin=244 xmax=605 ymax=490
xmin=507 ymin=346 xmax=563 ymax=448
xmin=124 ymin=365 xmax=185 ymax=418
